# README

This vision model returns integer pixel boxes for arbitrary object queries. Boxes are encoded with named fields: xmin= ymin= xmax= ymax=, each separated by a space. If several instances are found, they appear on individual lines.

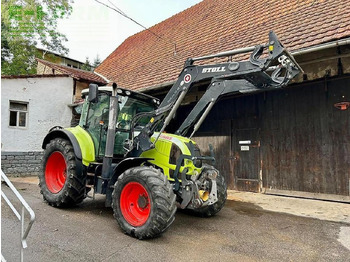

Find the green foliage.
xmin=81 ymin=57 xmax=92 ymax=71
xmin=93 ymin=54 xmax=102 ymax=68
xmin=1 ymin=0 xmax=73 ymax=75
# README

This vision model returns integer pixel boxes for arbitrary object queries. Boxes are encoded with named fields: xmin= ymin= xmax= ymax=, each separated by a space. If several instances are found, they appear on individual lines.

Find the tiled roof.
xmin=36 ymin=58 xmax=108 ymax=85
xmin=1 ymin=74 xmax=69 ymax=79
xmin=95 ymin=0 xmax=350 ymax=91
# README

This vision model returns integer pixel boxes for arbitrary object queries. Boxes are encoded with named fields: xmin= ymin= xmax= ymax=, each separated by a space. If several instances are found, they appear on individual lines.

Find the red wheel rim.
xmin=120 ymin=182 xmax=151 ymax=226
xmin=45 ymin=151 xmax=67 ymax=193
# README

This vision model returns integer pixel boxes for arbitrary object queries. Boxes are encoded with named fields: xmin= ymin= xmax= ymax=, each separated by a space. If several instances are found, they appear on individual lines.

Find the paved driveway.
xmin=2 ymin=181 xmax=350 ymax=262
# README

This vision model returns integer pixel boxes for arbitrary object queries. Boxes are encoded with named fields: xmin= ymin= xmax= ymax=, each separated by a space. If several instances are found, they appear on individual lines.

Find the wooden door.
xmin=233 ymin=128 xmax=261 ymax=192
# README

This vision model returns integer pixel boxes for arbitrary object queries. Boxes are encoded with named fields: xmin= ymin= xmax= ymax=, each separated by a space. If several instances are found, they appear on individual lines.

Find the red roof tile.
xmin=95 ymin=0 xmax=350 ymax=91
xmin=36 ymin=58 xmax=108 ymax=85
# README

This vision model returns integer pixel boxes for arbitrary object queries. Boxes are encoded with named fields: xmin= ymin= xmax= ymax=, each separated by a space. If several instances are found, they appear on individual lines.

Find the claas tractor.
xmin=39 ymin=32 xmax=302 ymax=239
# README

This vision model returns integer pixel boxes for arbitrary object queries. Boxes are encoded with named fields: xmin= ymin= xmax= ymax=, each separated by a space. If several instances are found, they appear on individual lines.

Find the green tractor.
xmin=39 ymin=32 xmax=301 ymax=239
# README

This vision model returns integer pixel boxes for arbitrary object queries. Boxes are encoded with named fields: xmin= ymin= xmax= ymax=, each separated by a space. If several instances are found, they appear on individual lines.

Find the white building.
xmin=1 ymin=65 xmax=108 ymax=175
xmin=1 ymin=75 xmax=74 ymax=175
xmin=1 ymin=75 xmax=74 ymax=152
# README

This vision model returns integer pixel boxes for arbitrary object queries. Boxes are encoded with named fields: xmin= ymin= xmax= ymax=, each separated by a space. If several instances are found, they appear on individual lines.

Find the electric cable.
xmin=94 ymin=0 xmax=178 ymax=55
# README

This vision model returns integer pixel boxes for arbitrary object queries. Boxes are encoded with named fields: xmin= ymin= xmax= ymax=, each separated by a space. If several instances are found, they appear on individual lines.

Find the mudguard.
xmin=42 ymin=128 xmax=83 ymax=160
xmin=104 ymin=157 xmax=154 ymax=207
xmin=42 ymin=127 xmax=84 ymax=180
xmin=108 ymin=157 xmax=154 ymax=188
xmin=42 ymin=126 xmax=95 ymax=166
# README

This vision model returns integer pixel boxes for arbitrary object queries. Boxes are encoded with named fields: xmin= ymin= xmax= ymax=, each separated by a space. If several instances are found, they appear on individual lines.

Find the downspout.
xmin=73 ymin=79 xmax=77 ymax=103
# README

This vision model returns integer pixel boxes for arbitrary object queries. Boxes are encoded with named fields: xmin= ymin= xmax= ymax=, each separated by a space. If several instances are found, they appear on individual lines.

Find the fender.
xmin=42 ymin=128 xmax=82 ymax=161
xmin=105 ymin=157 xmax=154 ymax=207
xmin=107 ymin=157 xmax=154 ymax=189
xmin=42 ymin=128 xmax=84 ymax=179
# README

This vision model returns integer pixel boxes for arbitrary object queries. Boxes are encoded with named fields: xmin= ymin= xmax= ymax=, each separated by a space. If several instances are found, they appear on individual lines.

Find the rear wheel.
xmin=39 ymin=138 xmax=86 ymax=207
xmin=112 ymin=166 xmax=177 ymax=239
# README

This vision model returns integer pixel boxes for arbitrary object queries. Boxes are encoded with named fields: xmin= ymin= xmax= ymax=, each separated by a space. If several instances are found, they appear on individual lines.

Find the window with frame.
xmin=9 ymin=101 xmax=28 ymax=127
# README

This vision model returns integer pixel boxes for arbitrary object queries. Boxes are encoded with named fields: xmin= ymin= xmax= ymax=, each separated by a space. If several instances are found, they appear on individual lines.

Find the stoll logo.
xmin=202 ymin=67 xmax=226 ymax=73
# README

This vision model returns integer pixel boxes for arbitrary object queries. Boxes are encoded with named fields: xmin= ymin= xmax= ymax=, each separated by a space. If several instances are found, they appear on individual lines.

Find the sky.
xmin=56 ymin=0 xmax=202 ymax=63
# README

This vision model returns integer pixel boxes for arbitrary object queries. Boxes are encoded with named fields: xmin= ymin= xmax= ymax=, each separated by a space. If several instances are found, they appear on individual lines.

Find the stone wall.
xmin=1 ymin=151 xmax=43 ymax=177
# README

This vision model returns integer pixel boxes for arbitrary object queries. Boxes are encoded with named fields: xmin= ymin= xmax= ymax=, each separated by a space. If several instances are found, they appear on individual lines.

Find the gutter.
xmin=140 ymin=37 xmax=350 ymax=93
xmin=94 ymin=71 xmax=110 ymax=84
xmin=291 ymin=37 xmax=350 ymax=56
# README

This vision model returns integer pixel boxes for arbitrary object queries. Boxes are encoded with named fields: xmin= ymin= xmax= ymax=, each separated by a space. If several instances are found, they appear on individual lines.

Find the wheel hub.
xmin=120 ymin=182 xmax=151 ymax=226
xmin=137 ymin=194 xmax=149 ymax=209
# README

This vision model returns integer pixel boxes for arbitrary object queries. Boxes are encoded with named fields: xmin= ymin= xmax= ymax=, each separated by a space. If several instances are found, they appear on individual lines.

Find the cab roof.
xmin=82 ymin=86 xmax=160 ymax=106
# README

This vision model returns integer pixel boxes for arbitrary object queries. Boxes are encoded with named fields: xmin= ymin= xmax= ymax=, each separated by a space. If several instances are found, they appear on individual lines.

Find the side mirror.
xmin=88 ymin=84 xmax=99 ymax=103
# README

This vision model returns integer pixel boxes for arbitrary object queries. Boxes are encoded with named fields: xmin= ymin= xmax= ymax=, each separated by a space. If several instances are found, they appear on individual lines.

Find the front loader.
xmin=39 ymin=31 xmax=302 ymax=239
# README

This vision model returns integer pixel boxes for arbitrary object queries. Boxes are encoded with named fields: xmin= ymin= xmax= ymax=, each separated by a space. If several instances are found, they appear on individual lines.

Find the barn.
xmin=95 ymin=0 xmax=350 ymax=201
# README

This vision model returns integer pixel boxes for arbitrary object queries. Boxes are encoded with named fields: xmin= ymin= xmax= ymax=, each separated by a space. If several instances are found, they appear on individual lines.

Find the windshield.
xmin=117 ymin=95 xmax=156 ymax=130
xmin=79 ymin=92 xmax=157 ymax=157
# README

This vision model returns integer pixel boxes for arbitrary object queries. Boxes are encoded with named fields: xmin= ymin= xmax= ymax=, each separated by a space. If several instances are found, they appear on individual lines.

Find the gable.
xmin=36 ymin=58 xmax=108 ymax=85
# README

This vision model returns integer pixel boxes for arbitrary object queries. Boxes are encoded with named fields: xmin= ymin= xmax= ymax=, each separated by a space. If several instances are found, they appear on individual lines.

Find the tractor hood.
xmin=140 ymin=132 xmax=203 ymax=179
xmin=152 ymin=132 xmax=196 ymax=156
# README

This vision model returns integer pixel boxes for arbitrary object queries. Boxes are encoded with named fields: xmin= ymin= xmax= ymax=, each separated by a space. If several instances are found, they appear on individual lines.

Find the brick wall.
xmin=1 ymin=151 xmax=43 ymax=177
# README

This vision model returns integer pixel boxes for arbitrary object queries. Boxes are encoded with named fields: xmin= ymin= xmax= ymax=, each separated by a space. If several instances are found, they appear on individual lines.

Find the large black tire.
xmin=39 ymin=138 xmax=86 ymax=207
xmin=112 ymin=166 xmax=177 ymax=239
xmin=188 ymin=171 xmax=227 ymax=217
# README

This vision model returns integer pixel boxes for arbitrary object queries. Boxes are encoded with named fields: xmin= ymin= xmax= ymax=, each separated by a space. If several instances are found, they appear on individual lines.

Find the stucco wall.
xmin=1 ymin=76 xmax=74 ymax=152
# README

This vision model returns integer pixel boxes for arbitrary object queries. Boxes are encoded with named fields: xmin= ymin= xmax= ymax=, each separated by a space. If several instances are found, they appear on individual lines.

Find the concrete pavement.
xmin=227 ymin=190 xmax=350 ymax=224
xmin=9 ymin=176 xmax=350 ymax=224
xmin=2 ymin=179 xmax=350 ymax=262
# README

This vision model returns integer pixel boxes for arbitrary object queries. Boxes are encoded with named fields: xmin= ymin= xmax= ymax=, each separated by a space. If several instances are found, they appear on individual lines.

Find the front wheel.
xmin=112 ymin=166 xmax=177 ymax=239
xmin=39 ymin=138 xmax=86 ymax=207
xmin=188 ymin=170 xmax=227 ymax=217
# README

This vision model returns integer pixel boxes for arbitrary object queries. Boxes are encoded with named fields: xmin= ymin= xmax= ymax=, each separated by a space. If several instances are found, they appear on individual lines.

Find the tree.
xmin=1 ymin=0 xmax=73 ymax=75
xmin=93 ymin=54 xmax=102 ymax=68
xmin=81 ymin=57 xmax=92 ymax=71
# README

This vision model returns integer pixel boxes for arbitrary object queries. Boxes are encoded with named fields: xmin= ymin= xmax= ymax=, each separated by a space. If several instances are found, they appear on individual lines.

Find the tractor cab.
xmin=79 ymin=86 xmax=160 ymax=160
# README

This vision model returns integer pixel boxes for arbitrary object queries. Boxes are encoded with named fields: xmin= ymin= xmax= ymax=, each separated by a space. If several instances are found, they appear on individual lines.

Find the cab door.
xmin=84 ymin=93 xmax=110 ymax=158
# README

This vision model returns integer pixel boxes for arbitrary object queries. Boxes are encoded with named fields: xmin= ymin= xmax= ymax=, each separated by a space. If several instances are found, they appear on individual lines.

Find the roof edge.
xmin=292 ymin=37 xmax=350 ymax=56
xmin=93 ymin=71 xmax=110 ymax=83
xmin=137 ymin=80 xmax=175 ymax=93
xmin=1 ymin=74 xmax=70 ymax=79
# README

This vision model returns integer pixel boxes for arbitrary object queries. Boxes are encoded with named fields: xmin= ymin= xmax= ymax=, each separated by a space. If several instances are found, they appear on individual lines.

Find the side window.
xmin=86 ymin=94 xmax=110 ymax=128
xmin=79 ymin=101 xmax=89 ymax=127
xmin=9 ymin=101 xmax=28 ymax=128
xmin=85 ymin=94 xmax=110 ymax=157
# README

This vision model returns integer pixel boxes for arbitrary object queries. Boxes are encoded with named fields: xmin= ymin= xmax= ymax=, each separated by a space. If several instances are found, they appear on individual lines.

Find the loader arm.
xmin=127 ymin=31 xmax=302 ymax=157
xmin=175 ymin=79 xmax=259 ymax=137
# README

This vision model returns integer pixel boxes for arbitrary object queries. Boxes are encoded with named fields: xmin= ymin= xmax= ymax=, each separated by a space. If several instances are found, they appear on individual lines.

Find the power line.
xmin=94 ymin=0 xmax=177 ymax=55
